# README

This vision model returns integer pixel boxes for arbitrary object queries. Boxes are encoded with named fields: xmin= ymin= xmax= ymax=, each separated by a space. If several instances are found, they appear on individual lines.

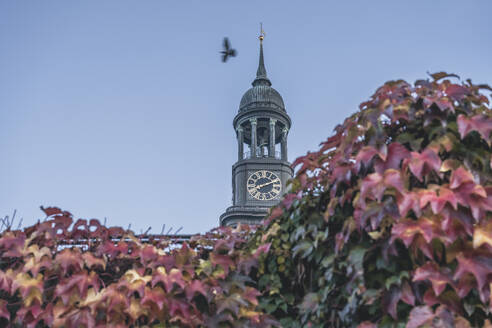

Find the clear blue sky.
xmin=1 ymin=1 xmax=491 ymax=233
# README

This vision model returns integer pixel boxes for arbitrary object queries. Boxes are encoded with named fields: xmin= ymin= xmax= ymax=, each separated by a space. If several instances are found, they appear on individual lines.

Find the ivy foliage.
xmin=2 ymin=73 xmax=492 ymax=327
xmin=253 ymin=73 xmax=492 ymax=327
xmin=0 ymin=207 xmax=274 ymax=327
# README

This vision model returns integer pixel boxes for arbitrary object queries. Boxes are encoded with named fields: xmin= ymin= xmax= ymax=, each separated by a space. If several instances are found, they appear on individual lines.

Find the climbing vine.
xmin=2 ymin=73 xmax=492 ymax=327
xmin=254 ymin=72 xmax=492 ymax=327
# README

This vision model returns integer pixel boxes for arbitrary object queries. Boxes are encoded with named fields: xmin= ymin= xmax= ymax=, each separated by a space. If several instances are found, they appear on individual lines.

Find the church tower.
xmin=220 ymin=32 xmax=293 ymax=226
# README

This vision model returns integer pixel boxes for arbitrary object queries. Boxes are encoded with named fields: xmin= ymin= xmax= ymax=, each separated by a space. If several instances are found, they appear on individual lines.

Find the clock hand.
xmin=255 ymin=180 xmax=277 ymax=190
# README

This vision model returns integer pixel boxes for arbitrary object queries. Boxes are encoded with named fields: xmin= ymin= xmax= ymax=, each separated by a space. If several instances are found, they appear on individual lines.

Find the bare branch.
xmin=17 ymin=218 xmax=23 ymax=230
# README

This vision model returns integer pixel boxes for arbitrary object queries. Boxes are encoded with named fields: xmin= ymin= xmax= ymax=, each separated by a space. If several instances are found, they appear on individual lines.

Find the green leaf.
xmin=292 ymin=240 xmax=313 ymax=259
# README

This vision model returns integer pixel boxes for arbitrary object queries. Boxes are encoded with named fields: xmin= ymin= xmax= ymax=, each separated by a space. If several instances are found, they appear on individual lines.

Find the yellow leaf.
xmin=368 ymin=230 xmax=384 ymax=240
xmin=79 ymin=288 xmax=104 ymax=308
xmin=126 ymin=298 xmax=148 ymax=321
xmin=13 ymin=272 xmax=43 ymax=300
xmin=473 ymin=223 xmax=492 ymax=249
xmin=261 ymin=223 xmax=280 ymax=242
xmin=124 ymin=269 xmax=151 ymax=284
xmin=212 ymin=266 xmax=225 ymax=279
xmin=24 ymin=285 xmax=42 ymax=306
xmin=197 ymin=259 xmax=212 ymax=276
xmin=239 ymin=307 xmax=261 ymax=321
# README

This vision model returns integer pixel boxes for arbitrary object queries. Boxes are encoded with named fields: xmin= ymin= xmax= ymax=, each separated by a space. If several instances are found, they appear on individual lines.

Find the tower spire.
xmin=253 ymin=23 xmax=271 ymax=87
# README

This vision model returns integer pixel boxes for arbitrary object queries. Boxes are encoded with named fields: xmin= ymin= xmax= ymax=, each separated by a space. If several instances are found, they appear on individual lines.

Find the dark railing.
xmin=243 ymin=149 xmax=281 ymax=159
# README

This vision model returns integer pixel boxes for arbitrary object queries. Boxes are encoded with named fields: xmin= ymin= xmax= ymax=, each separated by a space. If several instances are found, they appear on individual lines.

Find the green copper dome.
xmin=238 ymin=42 xmax=285 ymax=112
xmin=239 ymin=85 xmax=285 ymax=112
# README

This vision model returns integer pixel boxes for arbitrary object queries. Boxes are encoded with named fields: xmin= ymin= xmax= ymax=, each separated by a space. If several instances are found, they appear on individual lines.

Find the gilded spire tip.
xmin=259 ymin=22 xmax=265 ymax=43
xmin=253 ymin=23 xmax=271 ymax=86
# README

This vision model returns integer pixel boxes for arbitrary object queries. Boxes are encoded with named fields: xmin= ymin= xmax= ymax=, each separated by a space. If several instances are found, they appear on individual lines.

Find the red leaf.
xmin=446 ymin=84 xmax=469 ymax=101
xmin=401 ymin=281 xmax=415 ymax=306
xmin=355 ymin=146 xmax=381 ymax=171
xmin=185 ymin=280 xmax=208 ymax=301
xmin=266 ymin=207 xmax=284 ymax=224
xmin=433 ymin=187 xmax=458 ymax=212
xmin=55 ymin=271 xmax=100 ymax=305
xmin=451 ymin=180 xmax=492 ymax=221
xmin=55 ymin=248 xmax=84 ymax=275
xmin=151 ymin=267 xmax=186 ymax=293
xmin=440 ymin=207 xmax=474 ymax=240
xmin=319 ymin=133 xmax=341 ymax=152
xmin=168 ymin=299 xmax=192 ymax=322
xmin=429 ymin=72 xmax=460 ymax=81
xmin=40 ymin=206 xmax=63 ymax=217
xmin=413 ymin=262 xmax=453 ymax=296
xmin=107 ymin=226 xmax=125 ymax=238
xmin=406 ymin=306 xmax=435 ymax=328
xmin=406 ymin=149 xmax=442 ymax=182
xmin=391 ymin=216 xmax=451 ymax=247
xmin=419 ymin=187 xmax=458 ymax=214
xmin=242 ymin=287 xmax=261 ymax=307
xmin=82 ymin=252 xmax=106 ymax=270
xmin=379 ymin=142 xmax=410 ymax=172
xmin=141 ymin=286 xmax=167 ymax=310
xmin=0 ymin=232 xmax=25 ymax=257
xmin=453 ymin=252 xmax=492 ymax=301
xmin=282 ymin=191 xmax=302 ymax=209
xmin=71 ymin=219 xmax=89 ymax=239
xmin=210 ymin=253 xmax=235 ymax=274
xmin=396 ymin=191 xmax=421 ymax=218
xmin=104 ymin=286 xmax=130 ymax=314
xmin=87 ymin=218 xmax=104 ymax=237
xmin=355 ymin=143 xmax=410 ymax=174
xmin=65 ymin=308 xmax=96 ymax=328
xmin=360 ymin=169 xmax=404 ymax=203
xmin=15 ymin=303 xmax=43 ymax=328
xmin=0 ymin=300 xmax=8 ymax=320
xmin=382 ymin=285 xmax=400 ymax=319
xmin=98 ymin=241 xmax=129 ymax=258
xmin=139 ymin=245 xmax=159 ymax=263
xmin=253 ymin=243 xmax=271 ymax=258
xmin=457 ymin=114 xmax=492 ymax=142
xmin=449 ymin=167 xmax=474 ymax=189
xmin=453 ymin=272 xmax=475 ymax=299
xmin=0 ymin=269 xmax=13 ymax=294
xmin=330 ymin=164 xmax=353 ymax=185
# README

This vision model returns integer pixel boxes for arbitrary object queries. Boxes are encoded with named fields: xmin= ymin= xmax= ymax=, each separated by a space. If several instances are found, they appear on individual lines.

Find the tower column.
xmin=281 ymin=127 xmax=288 ymax=161
xmin=237 ymin=126 xmax=244 ymax=160
xmin=269 ymin=118 xmax=277 ymax=157
xmin=250 ymin=118 xmax=257 ymax=158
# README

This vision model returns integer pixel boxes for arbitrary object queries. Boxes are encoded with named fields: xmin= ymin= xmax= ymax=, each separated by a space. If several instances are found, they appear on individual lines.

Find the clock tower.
xmin=220 ymin=32 xmax=293 ymax=226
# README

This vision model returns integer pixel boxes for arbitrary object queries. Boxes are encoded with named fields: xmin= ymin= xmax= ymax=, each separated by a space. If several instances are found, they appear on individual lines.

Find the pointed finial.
xmin=259 ymin=22 xmax=265 ymax=42
xmin=253 ymin=23 xmax=271 ymax=86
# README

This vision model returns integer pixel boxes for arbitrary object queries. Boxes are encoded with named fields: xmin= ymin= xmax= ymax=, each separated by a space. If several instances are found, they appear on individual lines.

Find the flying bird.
xmin=220 ymin=37 xmax=237 ymax=62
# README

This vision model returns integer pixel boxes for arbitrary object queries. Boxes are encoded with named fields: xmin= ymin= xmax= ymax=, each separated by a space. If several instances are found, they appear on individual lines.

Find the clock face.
xmin=247 ymin=170 xmax=282 ymax=200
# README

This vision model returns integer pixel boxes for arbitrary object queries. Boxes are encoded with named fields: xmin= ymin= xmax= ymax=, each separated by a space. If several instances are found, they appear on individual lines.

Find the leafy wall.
xmin=254 ymin=73 xmax=492 ymax=327
xmin=2 ymin=73 xmax=492 ymax=327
